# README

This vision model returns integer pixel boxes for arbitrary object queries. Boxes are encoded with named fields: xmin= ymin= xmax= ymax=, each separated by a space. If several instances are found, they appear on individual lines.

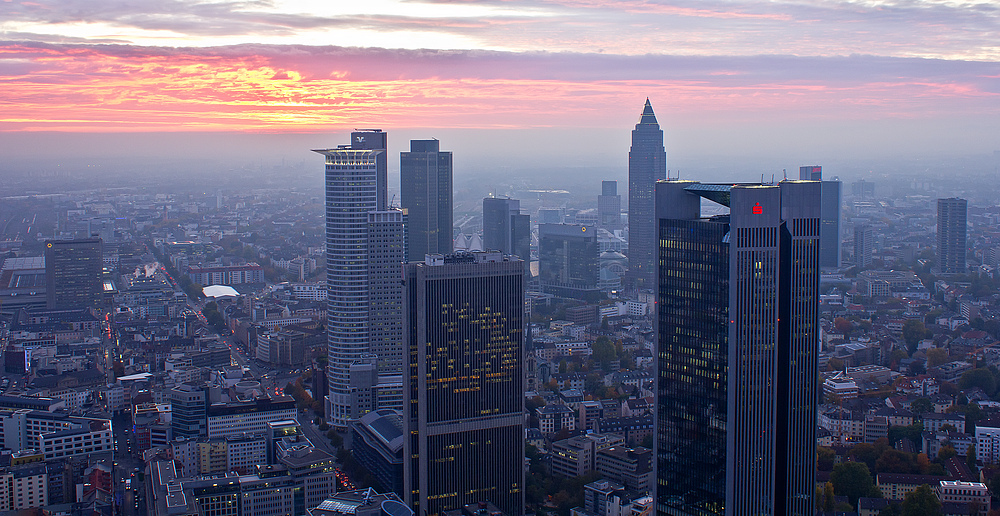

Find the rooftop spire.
xmin=639 ymin=98 xmax=658 ymax=125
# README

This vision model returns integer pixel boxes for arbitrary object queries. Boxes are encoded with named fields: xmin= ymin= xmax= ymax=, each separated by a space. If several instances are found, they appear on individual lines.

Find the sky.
xmin=2 ymin=0 xmax=1000 ymax=172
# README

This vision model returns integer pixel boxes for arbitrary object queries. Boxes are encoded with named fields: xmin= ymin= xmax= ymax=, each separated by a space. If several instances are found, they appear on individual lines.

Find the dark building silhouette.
xmin=598 ymin=180 xmax=622 ymax=231
xmin=44 ymin=238 xmax=103 ymax=310
xmin=482 ymin=197 xmax=530 ymax=264
xmin=403 ymin=252 xmax=524 ymax=516
xmin=937 ymin=197 xmax=968 ymax=274
xmin=401 ymin=139 xmax=453 ymax=262
xmin=538 ymin=223 xmax=601 ymax=301
xmin=655 ymin=180 xmax=820 ymax=516
xmin=628 ymin=99 xmax=667 ymax=292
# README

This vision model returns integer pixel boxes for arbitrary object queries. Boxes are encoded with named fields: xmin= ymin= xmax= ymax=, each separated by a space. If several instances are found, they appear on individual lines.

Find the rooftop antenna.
xmin=783 ymin=169 xmax=787 ymax=181
xmin=771 ymin=174 xmax=775 ymax=184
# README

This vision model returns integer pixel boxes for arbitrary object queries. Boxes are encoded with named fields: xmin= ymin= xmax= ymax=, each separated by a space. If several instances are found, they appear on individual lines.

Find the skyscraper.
xmin=482 ymin=197 xmax=530 ymax=264
xmin=655 ymin=180 xmax=820 ymax=516
xmin=315 ymin=129 xmax=404 ymax=427
xmin=44 ymin=237 xmax=103 ymax=310
xmin=598 ymin=180 xmax=622 ymax=231
xmin=800 ymin=166 xmax=842 ymax=268
xmin=937 ymin=197 xmax=968 ymax=274
xmin=368 ymin=208 xmax=407 ymax=373
xmin=538 ymin=223 xmax=601 ymax=301
xmin=854 ymin=224 xmax=873 ymax=268
xmin=401 ymin=139 xmax=453 ymax=263
xmin=628 ymin=99 xmax=667 ymax=291
xmin=403 ymin=252 xmax=524 ymax=516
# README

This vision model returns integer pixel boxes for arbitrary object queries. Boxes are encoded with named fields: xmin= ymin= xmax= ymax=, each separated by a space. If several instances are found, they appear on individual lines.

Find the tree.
xmin=834 ymin=317 xmax=854 ymax=336
xmin=876 ymin=449 xmax=919 ymax=474
xmin=879 ymin=502 xmax=903 ymax=516
xmin=967 ymin=443 xmax=977 ymax=472
xmin=888 ymin=423 xmax=924 ymax=449
xmin=592 ymin=337 xmax=616 ymax=371
xmin=910 ymin=397 xmax=934 ymax=415
xmin=822 ymin=481 xmax=835 ymax=512
xmin=900 ymin=484 xmax=942 ymax=516
xmin=959 ymin=368 xmax=997 ymax=397
xmin=926 ymin=348 xmax=949 ymax=368
xmin=828 ymin=358 xmax=845 ymax=372
xmin=830 ymin=461 xmax=879 ymax=508
xmin=937 ymin=445 xmax=957 ymax=462
xmin=850 ymin=442 xmax=886 ymax=472
xmin=903 ymin=320 xmax=929 ymax=353
xmin=526 ymin=396 xmax=546 ymax=412
xmin=817 ymin=446 xmax=835 ymax=471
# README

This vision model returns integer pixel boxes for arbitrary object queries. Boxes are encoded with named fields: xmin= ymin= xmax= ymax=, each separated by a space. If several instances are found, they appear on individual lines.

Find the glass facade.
xmin=318 ymin=144 xmax=381 ymax=427
xmin=655 ymin=181 xmax=820 ymax=516
xmin=656 ymin=217 xmax=729 ymax=516
xmin=538 ymin=224 xmax=600 ymax=301
xmin=404 ymin=254 xmax=524 ymax=516
xmin=45 ymin=238 xmax=103 ymax=310
xmin=401 ymin=139 xmax=453 ymax=263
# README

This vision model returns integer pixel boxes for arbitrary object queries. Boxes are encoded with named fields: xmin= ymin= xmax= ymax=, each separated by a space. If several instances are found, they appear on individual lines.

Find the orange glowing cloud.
xmin=0 ymin=42 xmax=998 ymax=132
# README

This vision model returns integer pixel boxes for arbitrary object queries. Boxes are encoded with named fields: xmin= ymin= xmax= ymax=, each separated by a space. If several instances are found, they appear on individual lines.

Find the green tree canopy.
xmin=910 ymin=397 xmax=934 ymax=414
xmin=926 ymin=348 xmax=949 ymax=368
xmin=900 ymin=484 xmax=942 ymax=516
xmin=902 ymin=320 xmax=929 ymax=352
xmin=959 ymin=368 xmax=996 ymax=396
xmin=830 ymin=461 xmax=880 ymax=508
xmin=592 ymin=337 xmax=616 ymax=370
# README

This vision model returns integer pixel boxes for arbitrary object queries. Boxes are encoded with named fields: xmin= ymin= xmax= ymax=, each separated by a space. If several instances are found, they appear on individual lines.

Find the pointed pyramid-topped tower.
xmin=638 ymin=98 xmax=658 ymax=125
xmin=627 ymin=99 xmax=666 ymax=292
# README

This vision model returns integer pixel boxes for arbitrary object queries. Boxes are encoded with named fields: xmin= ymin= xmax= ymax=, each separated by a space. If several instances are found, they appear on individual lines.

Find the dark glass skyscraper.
xmin=628 ymin=99 xmax=667 ymax=292
xmin=483 ymin=197 xmax=530 ymax=264
xmin=403 ymin=252 xmax=524 ymax=516
xmin=538 ymin=223 xmax=601 ymax=301
xmin=937 ymin=197 xmax=968 ymax=274
xmin=45 ymin=237 xmax=103 ymax=310
xmin=401 ymin=139 xmax=453 ymax=262
xmin=655 ymin=180 xmax=819 ymax=516
xmin=598 ymin=180 xmax=622 ymax=231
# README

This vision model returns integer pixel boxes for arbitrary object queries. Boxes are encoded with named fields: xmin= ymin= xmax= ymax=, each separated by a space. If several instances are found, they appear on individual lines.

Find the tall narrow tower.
xmin=937 ymin=198 xmax=968 ymax=274
xmin=628 ymin=99 xmax=667 ymax=291
xmin=45 ymin=237 xmax=103 ymax=310
xmin=403 ymin=252 xmax=525 ymax=516
xmin=655 ymin=180 xmax=820 ymax=516
xmin=315 ymin=129 xmax=404 ymax=427
xmin=401 ymin=139 xmax=453 ymax=262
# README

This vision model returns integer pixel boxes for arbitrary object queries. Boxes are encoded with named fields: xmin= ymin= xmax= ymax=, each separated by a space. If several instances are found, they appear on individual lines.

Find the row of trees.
xmin=824 ymin=462 xmax=944 ymax=514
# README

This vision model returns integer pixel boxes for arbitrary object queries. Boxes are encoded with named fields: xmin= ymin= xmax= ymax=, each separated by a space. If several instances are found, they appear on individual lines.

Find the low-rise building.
xmin=537 ymin=404 xmax=576 ymax=435
xmin=936 ymin=480 xmax=989 ymax=515
xmin=595 ymin=446 xmax=652 ymax=494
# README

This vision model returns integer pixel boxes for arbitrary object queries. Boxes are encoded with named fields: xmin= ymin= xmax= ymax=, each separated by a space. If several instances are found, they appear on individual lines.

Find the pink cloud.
xmin=0 ymin=42 xmax=997 ymax=132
